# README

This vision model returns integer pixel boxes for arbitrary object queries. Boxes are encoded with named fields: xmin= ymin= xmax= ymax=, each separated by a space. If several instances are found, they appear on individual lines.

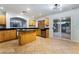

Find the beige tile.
xmin=0 ymin=37 xmax=79 ymax=54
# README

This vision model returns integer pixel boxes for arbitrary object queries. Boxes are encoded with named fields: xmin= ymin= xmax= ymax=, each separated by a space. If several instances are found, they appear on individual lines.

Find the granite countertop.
xmin=0 ymin=28 xmax=38 ymax=30
xmin=18 ymin=29 xmax=36 ymax=32
xmin=0 ymin=28 xmax=16 ymax=30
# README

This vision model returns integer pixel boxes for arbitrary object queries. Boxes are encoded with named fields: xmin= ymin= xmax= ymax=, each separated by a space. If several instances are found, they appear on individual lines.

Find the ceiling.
xmin=0 ymin=4 xmax=79 ymax=19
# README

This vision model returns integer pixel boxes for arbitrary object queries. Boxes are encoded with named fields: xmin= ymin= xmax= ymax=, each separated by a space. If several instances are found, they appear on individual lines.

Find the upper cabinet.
xmin=0 ymin=9 xmax=6 ymax=26
xmin=0 ymin=15 xmax=6 ymax=25
xmin=38 ymin=18 xmax=49 ymax=28
xmin=45 ymin=18 xmax=49 ymax=28
xmin=38 ymin=20 xmax=45 ymax=28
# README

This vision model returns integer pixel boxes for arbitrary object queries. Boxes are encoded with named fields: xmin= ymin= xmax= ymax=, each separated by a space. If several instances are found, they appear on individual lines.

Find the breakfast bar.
xmin=18 ymin=29 xmax=37 ymax=45
xmin=18 ymin=28 xmax=49 ymax=45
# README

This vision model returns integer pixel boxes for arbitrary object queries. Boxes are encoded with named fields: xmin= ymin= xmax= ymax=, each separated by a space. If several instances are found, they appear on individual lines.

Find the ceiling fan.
xmin=49 ymin=4 xmax=62 ymax=11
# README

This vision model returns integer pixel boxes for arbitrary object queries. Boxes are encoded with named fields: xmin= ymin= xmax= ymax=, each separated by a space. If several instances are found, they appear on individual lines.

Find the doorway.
xmin=53 ymin=19 xmax=61 ymax=39
xmin=53 ymin=17 xmax=71 ymax=40
xmin=61 ymin=17 xmax=71 ymax=39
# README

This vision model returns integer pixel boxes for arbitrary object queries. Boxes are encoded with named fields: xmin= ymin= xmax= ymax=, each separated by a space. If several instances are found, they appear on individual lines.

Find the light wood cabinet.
xmin=36 ymin=29 xmax=41 ymax=36
xmin=0 ymin=29 xmax=17 ymax=42
xmin=9 ymin=30 xmax=16 ymax=39
xmin=19 ymin=30 xmax=36 ymax=45
xmin=0 ymin=15 xmax=6 ymax=25
xmin=36 ymin=29 xmax=49 ymax=38
xmin=46 ymin=29 xmax=49 ymax=38
xmin=38 ymin=20 xmax=45 ymax=28
xmin=38 ymin=19 xmax=49 ymax=28
xmin=4 ymin=31 xmax=10 ymax=40
xmin=0 ymin=31 xmax=4 ymax=41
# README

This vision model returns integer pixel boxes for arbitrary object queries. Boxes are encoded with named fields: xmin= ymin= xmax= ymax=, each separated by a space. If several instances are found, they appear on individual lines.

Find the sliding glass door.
xmin=53 ymin=17 xmax=71 ymax=39
xmin=61 ymin=17 xmax=71 ymax=39
xmin=53 ymin=19 xmax=61 ymax=39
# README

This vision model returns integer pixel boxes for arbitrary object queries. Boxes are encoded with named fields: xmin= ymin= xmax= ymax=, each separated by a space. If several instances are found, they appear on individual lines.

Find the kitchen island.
xmin=18 ymin=29 xmax=36 ymax=45
xmin=18 ymin=28 xmax=49 ymax=45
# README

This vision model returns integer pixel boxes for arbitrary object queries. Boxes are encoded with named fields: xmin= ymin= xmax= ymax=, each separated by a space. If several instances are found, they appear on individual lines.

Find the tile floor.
xmin=0 ymin=37 xmax=79 ymax=54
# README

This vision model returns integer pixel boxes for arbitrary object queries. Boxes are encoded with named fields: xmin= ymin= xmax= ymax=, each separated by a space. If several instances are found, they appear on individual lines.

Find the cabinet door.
xmin=41 ymin=30 xmax=46 ymax=38
xmin=0 ymin=30 xmax=17 ymax=42
xmin=0 ymin=31 xmax=4 ymax=42
xmin=4 ymin=30 xmax=10 ymax=40
xmin=46 ymin=30 xmax=49 ymax=38
xmin=36 ymin=29 xmax=41 ymax=36
xmin=38 ymin=20 xmax=45 ymax=28
xmin=10 ymin=30 xmax=16 ymax=39
xmin=0 ymin=16 xmax=6 ymax=25
xmin=41 ymin=20 xmax=45 ymax=28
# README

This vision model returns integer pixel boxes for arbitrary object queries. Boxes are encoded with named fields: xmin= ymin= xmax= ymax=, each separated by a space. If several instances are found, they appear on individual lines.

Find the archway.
xmin=10 ymin=17 xmax=27 ymax=28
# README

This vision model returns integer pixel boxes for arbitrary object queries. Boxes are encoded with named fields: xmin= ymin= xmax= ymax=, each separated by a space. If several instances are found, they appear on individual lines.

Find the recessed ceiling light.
xmin=0 ymin=7 xmax=4 ymax=10
xmin=27 ymin=8 xmax=31 ymax=11
xmin=0 ymin=7 xmax=6 ymax=13
xmin=39 ymin=13 xmax=42 ymax=16
xmin=20 ymin=12 xmax=23 ymax=15
xmin=48 ymin=4 xmax=54 ymax=10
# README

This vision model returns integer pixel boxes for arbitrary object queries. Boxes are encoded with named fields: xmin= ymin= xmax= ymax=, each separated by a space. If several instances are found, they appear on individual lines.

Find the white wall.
xmin=49 ymin=8 xmax=79 ymax=42
xmin=6 ymin=13 xmax=29 ymax=28
xmin=38 ymin=8 xmax=79 ymax=42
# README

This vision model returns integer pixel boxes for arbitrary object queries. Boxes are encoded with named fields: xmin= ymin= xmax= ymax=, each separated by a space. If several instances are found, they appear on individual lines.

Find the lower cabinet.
xmin=46 ymin=29 xmax=49 ymax=38
xmin=9 ymin=30 xmax=17 ymax=39
xmin=36 ymin=29 xmax=49 ymax=38
xmin=36 ymin=29 xmax=41 ymax=36
xmin=0 ymin=29 xmax=17 ymax=42
xmin=0 ymin=31 xmax=4 ymax=41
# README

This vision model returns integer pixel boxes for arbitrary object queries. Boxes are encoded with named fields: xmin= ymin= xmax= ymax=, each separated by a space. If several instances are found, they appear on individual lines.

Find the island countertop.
xmin=18 ymin=29 xmax=36 ymax=45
